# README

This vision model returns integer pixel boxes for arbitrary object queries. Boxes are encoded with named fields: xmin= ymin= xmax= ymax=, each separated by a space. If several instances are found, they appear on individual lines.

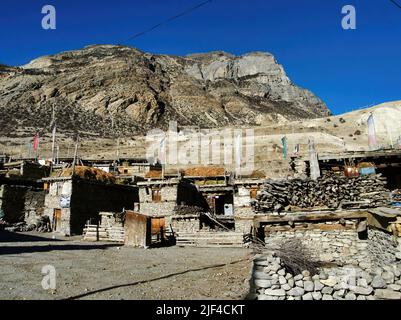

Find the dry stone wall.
xmin=249 ymin=228 xmax=401 ymax=300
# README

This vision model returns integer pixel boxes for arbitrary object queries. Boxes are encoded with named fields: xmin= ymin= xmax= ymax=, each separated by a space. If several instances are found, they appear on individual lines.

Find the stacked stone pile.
xmin=3 ymin=216 xmax=51 ymax=232
xmin=253 ymin=174 xmax=389 ymax=212
xmin=250 ymin=252 xmax=401 ymax=300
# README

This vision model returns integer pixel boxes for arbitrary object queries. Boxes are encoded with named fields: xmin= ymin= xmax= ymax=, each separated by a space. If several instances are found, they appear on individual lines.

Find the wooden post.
xmin=72 ymin=135 xmax=79 ymax=175
xmin=309 ymin=138 xmax=320 ymax=180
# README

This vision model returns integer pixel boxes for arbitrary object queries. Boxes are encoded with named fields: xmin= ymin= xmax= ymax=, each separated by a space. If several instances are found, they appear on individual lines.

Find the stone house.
xmin=233 ymin=179 xmax=264 ymax=233
xmin=0 ymin=161 xmax=49 ymax=224
xmin=137 ymin=179 xmax=178 ymax=225
xmin=42 ymin=176 xmax=139 ymax=236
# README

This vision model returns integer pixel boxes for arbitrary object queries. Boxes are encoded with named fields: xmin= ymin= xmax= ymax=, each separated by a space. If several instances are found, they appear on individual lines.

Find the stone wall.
xmin=234 ymin=185 xmax=257 ymax=234
xmin=264 ymin=221 xmax=370 ymax=266
xmin=249 ymin=227 xmax=401 ymax=300
xmin=234 ymin=186 xmax=253 ymax=208
xmin=0 ymin=184 xmax=45 ymax=224
xmin=23 ymin=188 xmax=46 ymax=225
xmin=70 ymin=180 xmax=138 ymax=235
xmin=43 ymin=179 xmax=73 ymax=235
xmin=0 ymin=185 xmax=26 ymax=223
xmin=44 ymin=179 xmax=138 ymax=235
xmin=170 ymin=214 xmax=201 ymax=233
xmin=234 ymin=208 xmax=254 ymax=234
xmin=139 ymin=185 xmax=177 ymax=225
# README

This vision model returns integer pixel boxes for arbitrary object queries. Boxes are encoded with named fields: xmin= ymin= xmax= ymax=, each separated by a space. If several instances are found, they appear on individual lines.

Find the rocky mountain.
xmin=0 ymin=45 xmax=330 ymax=138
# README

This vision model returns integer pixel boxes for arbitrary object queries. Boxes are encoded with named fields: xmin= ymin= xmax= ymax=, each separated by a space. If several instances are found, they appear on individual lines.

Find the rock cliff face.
xmin=0 ymin=45 xmax=330 ymax=137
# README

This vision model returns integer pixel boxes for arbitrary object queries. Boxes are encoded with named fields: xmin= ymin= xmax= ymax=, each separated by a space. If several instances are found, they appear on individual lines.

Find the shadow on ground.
xmin=0 ymin=231 xmax=64 ymax=243
xmin=0 ymin=231 xmax=120 ymax=255
xmin=0 ymin=243 xmax=120 ymax=255
xmin=65 ymin=258 xmax=248 ymax=300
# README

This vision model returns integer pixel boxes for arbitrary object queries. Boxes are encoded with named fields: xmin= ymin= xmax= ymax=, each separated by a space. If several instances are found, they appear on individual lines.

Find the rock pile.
xmin=2 ymin=216 xmax=51 ymax=233
xmin=250 ymin=252 xmax=401 ymax=300
xmin=252 ymin=174 xmax=389 ymax=213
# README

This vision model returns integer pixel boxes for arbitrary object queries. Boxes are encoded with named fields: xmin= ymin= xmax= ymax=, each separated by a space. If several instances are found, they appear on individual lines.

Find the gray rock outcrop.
xmin=0 ymin=45 xmax=330 ymax=137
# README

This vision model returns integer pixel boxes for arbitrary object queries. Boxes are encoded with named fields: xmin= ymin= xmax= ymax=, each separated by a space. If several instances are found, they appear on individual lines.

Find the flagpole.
xmin=72 ymin=135 xmax=79 ymax=175
xmin=51 ymin=105 xmax=57 ymax=163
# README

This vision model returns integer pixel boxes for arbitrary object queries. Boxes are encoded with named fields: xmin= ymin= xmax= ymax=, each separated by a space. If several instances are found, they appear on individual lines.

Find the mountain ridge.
xmin=0 ymin=45 xmax=330 ymax=138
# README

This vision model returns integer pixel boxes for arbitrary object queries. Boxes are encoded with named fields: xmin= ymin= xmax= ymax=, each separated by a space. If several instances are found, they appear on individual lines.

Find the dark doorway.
xmin=377 ymin=166 xmax=401 ymax=190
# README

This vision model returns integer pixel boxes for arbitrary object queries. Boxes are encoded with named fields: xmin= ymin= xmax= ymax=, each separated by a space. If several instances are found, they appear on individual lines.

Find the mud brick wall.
xmin=249 ymin=228 xmax=401 ymax=300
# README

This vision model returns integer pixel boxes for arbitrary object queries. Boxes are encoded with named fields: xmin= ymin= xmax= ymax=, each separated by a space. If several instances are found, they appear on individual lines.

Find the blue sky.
xmin=0 ymin=0 xmax=400 ymax=115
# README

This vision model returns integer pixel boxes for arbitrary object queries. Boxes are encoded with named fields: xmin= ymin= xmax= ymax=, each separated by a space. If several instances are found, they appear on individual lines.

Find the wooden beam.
xmin=254 ymin=211 xmax=367 ymax=228
xmin=265 ymin=222 xmax=356 ymax=233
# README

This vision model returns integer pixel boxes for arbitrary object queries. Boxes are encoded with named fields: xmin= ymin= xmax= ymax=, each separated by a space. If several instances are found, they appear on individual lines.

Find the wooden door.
xmin=152 ymin=188 xmax=162 ymax=202
xmin=250 ymin=188 xmax=258 ymax=199
xmin=53 ymin=209 xmax=61 ymax=231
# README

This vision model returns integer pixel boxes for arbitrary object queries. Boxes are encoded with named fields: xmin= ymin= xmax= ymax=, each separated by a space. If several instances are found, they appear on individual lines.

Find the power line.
xmin=390 ymin=0 xmax=401 ymax=9
xmin=121 ymin=0 xmax=213 ymax=44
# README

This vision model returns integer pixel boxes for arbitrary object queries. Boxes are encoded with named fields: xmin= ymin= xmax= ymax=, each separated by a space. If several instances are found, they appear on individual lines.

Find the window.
xmin=152 ymin=188 xmax=162 ymax=202
xmin=250 ymin=188 xmax=258 ymax=199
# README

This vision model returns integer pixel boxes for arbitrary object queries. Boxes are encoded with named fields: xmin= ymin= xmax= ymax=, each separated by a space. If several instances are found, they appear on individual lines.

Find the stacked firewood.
xmin=173 ymin=205 xmax=204 ymax=215
xmin=252 ymin=174 xmax=389 ymax=213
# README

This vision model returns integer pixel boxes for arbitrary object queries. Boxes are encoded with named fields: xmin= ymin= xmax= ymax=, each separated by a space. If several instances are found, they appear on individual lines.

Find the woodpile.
xmin=83 ymin=224 xmax=125 ymax=242
xmin=174 ymin=205 xmax=204 ymax=215
xmin=252 ymin=174 xmax=389 ymax=213
xmin=176 ymin=231 xmax=244 ymax=248
xmin=2 ymin=216 xmax=51 ymax=233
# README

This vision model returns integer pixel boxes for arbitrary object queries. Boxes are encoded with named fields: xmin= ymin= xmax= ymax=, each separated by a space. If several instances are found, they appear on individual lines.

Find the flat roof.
xmin=294 ymin=149 xmax=401 ymax=162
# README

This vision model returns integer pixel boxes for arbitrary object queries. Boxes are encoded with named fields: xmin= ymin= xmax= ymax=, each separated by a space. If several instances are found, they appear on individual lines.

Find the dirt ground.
xmin=0 ymin=231 xmax=252 ymax=300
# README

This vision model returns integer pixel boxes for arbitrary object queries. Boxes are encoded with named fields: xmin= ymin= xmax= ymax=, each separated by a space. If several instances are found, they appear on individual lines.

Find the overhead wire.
xmin=121 ymin=0 xmax=213 ymax=43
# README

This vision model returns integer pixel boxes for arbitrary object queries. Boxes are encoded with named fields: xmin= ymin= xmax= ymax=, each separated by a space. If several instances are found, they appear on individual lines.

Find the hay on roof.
xmin=145 ymin=170 xmax=162 ymax=179
xmin=61 ymin=166 xmax=116 ymax=184
xmin=183 ymin=167 xmax=225 ymax=177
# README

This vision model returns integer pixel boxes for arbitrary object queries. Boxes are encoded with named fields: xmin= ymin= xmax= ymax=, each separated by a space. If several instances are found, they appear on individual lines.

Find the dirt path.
xmin=0 ymin=231 xmax=252 ymax=300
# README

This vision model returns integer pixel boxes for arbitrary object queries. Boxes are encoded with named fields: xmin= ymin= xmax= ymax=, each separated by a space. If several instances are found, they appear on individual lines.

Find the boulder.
xmin=304 ymin=281 xmax=314 ymax=292
xmin=264 ymin=289 xmax=286 ymax=297
xmin=302 ymin=293 xmax=313 ymax=300
xmin=314 ymin=280 xmax=324 ymax=291
xmin=287 ymin=287 xmax=305 ymax=297
xmin=371 ymin=275 xmax=387 ymax=289
xmin=349 ymin=286 xmax=373 ymax=295
xmin=320 ymin=278 xmax=337 ymax=287
xmin=374 ymin=289 xmax=401 ymax=300
xmin=254 ymin=279 xmax=272 ymax=288
xmin=312 ymin=292 xmax=322 ymax=300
